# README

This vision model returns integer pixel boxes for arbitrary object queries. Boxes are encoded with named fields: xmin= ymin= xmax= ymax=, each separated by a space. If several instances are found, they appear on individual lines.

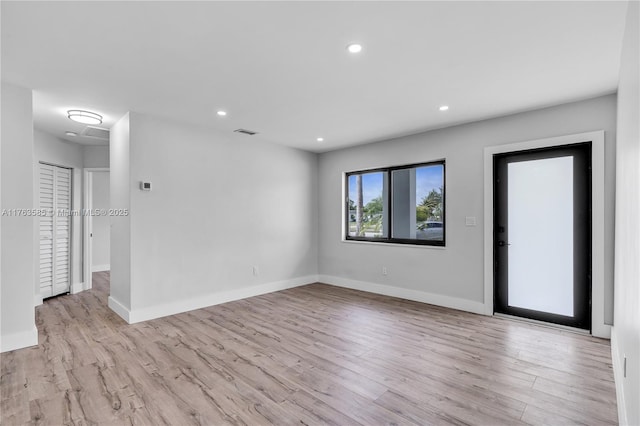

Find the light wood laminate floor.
xmin=1 ymin=272 xmax=617 ymax=425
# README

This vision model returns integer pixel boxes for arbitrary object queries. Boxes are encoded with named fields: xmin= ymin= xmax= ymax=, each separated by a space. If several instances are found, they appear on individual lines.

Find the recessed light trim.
xmin=65 ymin=131 xmax=77 ymax=137
xmin=67 ymin=110 xmax=102 ymax=125
xmin=439 ymin=105 xmax=449 ymax=111
xmin=346 ymin=43 xmax=362 ymax=53
xmin=217 ymin=110 xmax=227 ymax=116
xmin=317 ymin=137 xmax=324 ymax=142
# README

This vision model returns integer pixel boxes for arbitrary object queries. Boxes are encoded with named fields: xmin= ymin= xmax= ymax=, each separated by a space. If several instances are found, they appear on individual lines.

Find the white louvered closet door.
xmin=39 ymin=163 xmax=71 ymax=298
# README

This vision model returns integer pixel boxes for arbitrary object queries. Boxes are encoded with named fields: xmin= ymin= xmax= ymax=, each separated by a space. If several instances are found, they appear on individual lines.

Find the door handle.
xmin=498 ymin=241 xmax=511 ymax=247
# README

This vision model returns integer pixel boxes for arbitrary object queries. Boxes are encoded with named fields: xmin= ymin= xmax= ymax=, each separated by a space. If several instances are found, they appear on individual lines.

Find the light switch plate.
xmin=465 ymin=216 xmax=477 ymax=226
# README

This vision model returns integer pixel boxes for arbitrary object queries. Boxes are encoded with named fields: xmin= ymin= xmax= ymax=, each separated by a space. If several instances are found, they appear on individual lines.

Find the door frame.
xmin=483 ymin=130 xmax=608 ymax=338
xmin=82 ymin=167 xmax=110 ymax=291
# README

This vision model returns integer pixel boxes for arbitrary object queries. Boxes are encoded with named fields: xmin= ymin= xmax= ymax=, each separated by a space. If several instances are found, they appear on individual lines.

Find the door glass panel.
xmin=507 ymin=156 xmax=574 ymax=316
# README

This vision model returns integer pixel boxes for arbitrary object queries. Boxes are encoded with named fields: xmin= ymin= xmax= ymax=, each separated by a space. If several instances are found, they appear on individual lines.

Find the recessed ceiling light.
xmin=67 ymin=110 xmax=102 ymax=125
xmin=439 ymin=105 xmax=449 ymax=111
xmin=317 ymin=137 xmax=324 ymax=142
xmin=346 ymin=43 xmax=362 ymax=54
xmin=217 ymin=110 xmax=227 ymax=116
xmin=65 ymin=131 xmax=77 ymax=137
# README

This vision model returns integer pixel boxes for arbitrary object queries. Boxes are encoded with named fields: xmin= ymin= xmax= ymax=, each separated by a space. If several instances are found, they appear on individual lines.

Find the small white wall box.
xmin=140 ymin=182 xmax=152 ymax=191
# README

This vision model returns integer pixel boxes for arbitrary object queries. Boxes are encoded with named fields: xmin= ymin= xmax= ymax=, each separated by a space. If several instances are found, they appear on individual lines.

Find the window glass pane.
xmin=391 ymin=164 xmax=444 ymax=241
xmin=347 ymin=171 xmax=387 ymax=238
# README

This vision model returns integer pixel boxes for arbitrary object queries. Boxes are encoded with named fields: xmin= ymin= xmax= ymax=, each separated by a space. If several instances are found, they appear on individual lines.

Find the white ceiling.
xmin=1 ymin=1 xmax=629 ymax=152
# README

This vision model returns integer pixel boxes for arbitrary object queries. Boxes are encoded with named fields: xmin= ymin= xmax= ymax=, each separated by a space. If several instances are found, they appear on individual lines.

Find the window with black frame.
xmin=345 ymin=161 xmax=445 ymax=246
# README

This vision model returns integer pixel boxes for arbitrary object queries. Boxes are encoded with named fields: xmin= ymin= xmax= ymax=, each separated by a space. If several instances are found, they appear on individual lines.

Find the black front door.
xmin=493 ymin=142 xmax=591 ymax=330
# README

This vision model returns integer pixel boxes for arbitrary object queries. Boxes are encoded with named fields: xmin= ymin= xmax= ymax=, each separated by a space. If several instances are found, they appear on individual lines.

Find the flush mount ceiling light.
xmin=439 ymin=105 xmax=450 ymax=111
xmin=67 ymin=110 xmax=102 ymax=125
xmin=65 ymin=131 xmax=77 ymax=137
xmin=317 ymin=137 xmax=324 ymax=142
xmin=346 ymin=43 xmax=362 ymax=53
xmin=217 ymin=110 xmax=227 ymax=116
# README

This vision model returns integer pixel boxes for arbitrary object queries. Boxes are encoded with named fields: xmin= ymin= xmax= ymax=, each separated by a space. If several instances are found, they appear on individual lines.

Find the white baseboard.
xmin=119 ymin=275 xmax=319 ymax=324
xmin=611 ymin=329 xmax=628 ymax=426
xmin=108 ymin=296 xmax=131 ymax=323
xmin=92 ymin=264 xmax=110 ymax=272
xmin=1 ymin=326 xmax=38 ymax=353
xmin=319 ymin=275 xmax=486 ymax=315
xmin=110 ymin=273 xmax=483 ymax=325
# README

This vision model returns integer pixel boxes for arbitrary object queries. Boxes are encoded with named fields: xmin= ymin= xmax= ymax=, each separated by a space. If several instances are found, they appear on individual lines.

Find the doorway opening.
xmin=483 ymin=131 xmax=608 ymax=337
xmin=83 ymin=168 xmax=110 ymax=290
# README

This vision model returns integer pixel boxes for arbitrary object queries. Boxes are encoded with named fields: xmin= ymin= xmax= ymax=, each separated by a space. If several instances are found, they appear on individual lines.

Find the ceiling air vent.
xmin=81 ymin=126 xmax=110 ymax=140
xmin=234 ymin=128 xmax=258 ymax=136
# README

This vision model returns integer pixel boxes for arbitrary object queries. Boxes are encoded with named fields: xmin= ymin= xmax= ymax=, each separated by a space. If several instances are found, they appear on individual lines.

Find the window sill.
xmin=341 ymin=239 xmax=446 ymax=250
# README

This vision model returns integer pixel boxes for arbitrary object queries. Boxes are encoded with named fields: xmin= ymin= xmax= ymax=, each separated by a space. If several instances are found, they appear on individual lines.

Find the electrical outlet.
xmin=252 ymin=266 xmax=259 ymax=276
xmin=382 ymin=266 xmax=388 ymax=276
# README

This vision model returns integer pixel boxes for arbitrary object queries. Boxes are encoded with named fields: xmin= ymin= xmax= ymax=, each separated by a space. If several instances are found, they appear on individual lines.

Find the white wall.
xmin=109 ymin=112 xmax=318 ymax=323
xmin=109 ymin=114 xmax=131 ymax=316
xmin=34 ymin=129 xmax=84 ymax=166
xmin=612 ymin=1 xmax=640 ymax=424
xmin=33 ymin=130 xmax=84 ymax=296
xmin=1 ymin=82 xmax=38 ymax=352
xmin=91 ymin=171 xmax=110 ymax=271
xmin=83 ymin=145 xmax=109 ymax=168
xmin=318 ymin=95 xmax=616 ymax=322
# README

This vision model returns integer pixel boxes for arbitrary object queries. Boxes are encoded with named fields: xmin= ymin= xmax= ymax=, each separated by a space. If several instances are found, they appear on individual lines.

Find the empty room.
xmin=1 ymin=1 xmax=638 ymax=425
